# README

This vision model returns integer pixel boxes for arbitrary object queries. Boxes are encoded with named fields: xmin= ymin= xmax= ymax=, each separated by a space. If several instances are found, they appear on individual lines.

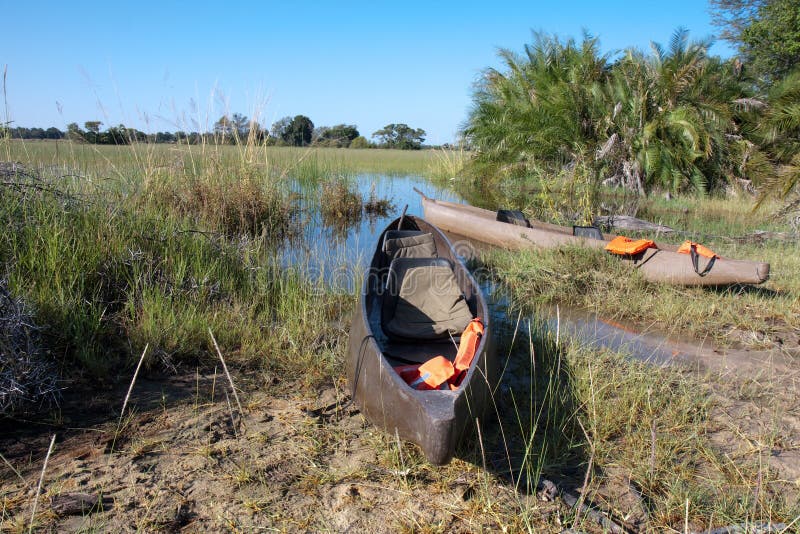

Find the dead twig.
xmin=573 ymin=417 xmax=597 ymax=531
xmin=208 ymin=329 xmax=245 ymax=431
xmin=224 ymin=390 xmax=239 ymax=440
xmin=29 ymin=434 xmax=56 ymax=532
xmin=110 ymin=344 xmax=148 ymax=454
xmin=119 ymin=344 xmax=149 ymax=425
xmin=0 ymin=450 xmax=25 ymax=484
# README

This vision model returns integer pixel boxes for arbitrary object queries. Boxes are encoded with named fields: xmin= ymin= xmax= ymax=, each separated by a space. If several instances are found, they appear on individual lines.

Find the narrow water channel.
xmin=288 ymin=174 xmax=727 ymax=368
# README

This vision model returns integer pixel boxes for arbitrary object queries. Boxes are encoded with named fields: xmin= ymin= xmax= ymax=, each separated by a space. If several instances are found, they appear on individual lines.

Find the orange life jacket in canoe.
xmin=604 ymin=236 xmax=658 ymax=256
xmin=451 ymin=318 xmax=484 ymax=388
xmin=393 ymin=318 xmax=484 ymax=391
xmin=394 ymin=356 xmax=455 ymax=390
xmin=677 ymin=241 xmax=719 ymax=259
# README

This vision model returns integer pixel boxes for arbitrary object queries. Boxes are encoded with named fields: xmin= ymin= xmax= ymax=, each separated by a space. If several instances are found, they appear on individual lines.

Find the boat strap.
xmin=677 ymin=241 xmax=719 ymax=277
xmin=690 ymin=244 xmax=716 ymax=276
xmin=383 ymin=352 xmax=427 ymax=366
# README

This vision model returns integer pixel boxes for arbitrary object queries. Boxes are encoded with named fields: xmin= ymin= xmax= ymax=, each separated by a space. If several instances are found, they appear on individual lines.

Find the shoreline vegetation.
xmin=0 ymin=139 xmax=797 ymax=531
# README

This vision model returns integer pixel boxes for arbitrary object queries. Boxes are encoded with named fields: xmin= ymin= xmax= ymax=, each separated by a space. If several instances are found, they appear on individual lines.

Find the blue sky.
xmin=3 ymin=1 xmax=734 ymax=144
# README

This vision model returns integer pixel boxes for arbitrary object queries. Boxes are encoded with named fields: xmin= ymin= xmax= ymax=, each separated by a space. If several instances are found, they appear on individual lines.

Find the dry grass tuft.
xmin=0 ymin=280 xmax=58 ymax=416
xmin=146 ymin=173 xmax=292 ymax=237
xmin=320 ymin=177 xmax=362 ymax=222
xmin=364 ymin=182 xmax=395 ymax=217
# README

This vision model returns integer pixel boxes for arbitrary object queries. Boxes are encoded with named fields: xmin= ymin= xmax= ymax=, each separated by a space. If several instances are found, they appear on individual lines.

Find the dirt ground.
xmin=0 ymin=371 xmax=515 ymax=532
xmin=702 ymin=341 xmax=800 ymax=508
xmin=1 ymin=337 xmax=798 ymax=532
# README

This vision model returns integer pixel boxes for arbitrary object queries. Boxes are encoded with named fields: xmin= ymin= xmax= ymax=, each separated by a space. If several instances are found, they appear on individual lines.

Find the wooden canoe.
xmin=346 ymin=215 xmax=495 ymax=465
xmin=419 ymin=193 xmax=770 ymax=287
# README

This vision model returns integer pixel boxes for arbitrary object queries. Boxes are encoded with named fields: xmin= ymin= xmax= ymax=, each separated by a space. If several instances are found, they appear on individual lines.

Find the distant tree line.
xmin=213 ymin=114 xmax=426 ymax=149
xmin=6 ymin=122 xmax=184 ymax=144
xmin=5 ymin=126 xmax=65 ymax=140
xmin=5 ymin=116 xmax=428 ymax=150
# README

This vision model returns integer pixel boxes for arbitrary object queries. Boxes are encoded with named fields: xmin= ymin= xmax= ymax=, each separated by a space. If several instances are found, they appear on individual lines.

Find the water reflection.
xmin=537 ymin=304 xmax=711 ymax=366
xmin=281 ymin=173 xmax=462 ymax=291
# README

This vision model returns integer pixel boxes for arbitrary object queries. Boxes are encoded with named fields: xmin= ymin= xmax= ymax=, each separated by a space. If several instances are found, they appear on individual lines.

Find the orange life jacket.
xmin=394 ymin=356 xmax=455 ymax=390
xmin=393 ymin=318 xmax=484 ymax=391
xmin=604 ymin=235 xmax=658 ymax=256
xmin=677 ymin=240 xmax=719 ymax=259
xmin=450 ymin=318 xmax=484 ymax=389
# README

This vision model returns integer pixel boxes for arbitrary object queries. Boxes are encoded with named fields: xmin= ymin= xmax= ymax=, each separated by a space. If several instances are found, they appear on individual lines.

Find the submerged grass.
xmin=319 ymin=176 xmax=363 ymax=222
xmin=364 ymin=181 xmax=395 ymax=217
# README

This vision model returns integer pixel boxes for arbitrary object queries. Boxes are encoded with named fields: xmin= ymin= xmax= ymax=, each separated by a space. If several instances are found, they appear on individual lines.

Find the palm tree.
xmin=753 ymin=69 xmax=800 ymax=208
xmin=464 ymin=32 xmax=610 ymax=180
xmin=596 ymin=29 xmax=750 ymax=195
xmin=464 ymin=29 xmax=757 ymax=201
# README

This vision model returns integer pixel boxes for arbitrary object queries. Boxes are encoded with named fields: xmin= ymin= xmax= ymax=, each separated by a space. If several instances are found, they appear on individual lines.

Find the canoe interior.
xmin=365 ymin=216 xmax=480 ymax=372
xmin=346 ymin=213 xmax=494 ymax=464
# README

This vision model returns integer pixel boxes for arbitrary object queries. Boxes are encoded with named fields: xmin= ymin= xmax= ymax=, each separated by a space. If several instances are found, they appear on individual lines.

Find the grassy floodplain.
xmin=1 ymin=138 xmax=798 ymax=531
xmin=0 ymin=140 xmax=399 ymax=379
xmin=0 ymin=140 xmax=459 ymax=376
xmin=3 ymin=140 xmax=450 ymax=181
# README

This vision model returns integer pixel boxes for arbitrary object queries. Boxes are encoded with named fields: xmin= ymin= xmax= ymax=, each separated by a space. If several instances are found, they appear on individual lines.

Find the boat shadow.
xmin=455 ymin=315 xmax=589 ymax=495
xmin=704 ymin=283 xmax=783 ymax=299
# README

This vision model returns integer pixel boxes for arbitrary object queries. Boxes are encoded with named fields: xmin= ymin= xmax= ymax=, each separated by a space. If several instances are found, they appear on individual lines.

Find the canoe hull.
xmin=346 ymin=216 xmax=495 ymax=465
xmin=347 ymin=307 xmax=494 ymax=464
xmin=422 ymin=197 xmax=770 ymax=287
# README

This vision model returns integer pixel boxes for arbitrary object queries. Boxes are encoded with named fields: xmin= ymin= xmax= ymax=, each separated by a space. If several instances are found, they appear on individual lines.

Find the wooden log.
xmin=593 ymin=215 xmax=674 ymax=234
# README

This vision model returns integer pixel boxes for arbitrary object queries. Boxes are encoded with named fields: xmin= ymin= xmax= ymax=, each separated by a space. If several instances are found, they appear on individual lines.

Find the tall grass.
xmin=3 ymin=140 xmax=441 ymax=181
xmin=483 ymin=242 xmax=799 ymax=348
xmin=425 ymin=146 xmax=468 ymax=183
xmin=319 ymin=176 xmax=363 ymax=222
xmin=141 ymin=169 xmax=292 ymax=236
xmin=0 ymin=140 xmax=355 ymax=382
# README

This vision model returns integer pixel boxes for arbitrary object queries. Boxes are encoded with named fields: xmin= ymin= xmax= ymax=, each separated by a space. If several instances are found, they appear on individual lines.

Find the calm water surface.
xmin=287 ymin=173 xmax=718 ymax=367
xmin=282 ymin=173 xmax=462 ymax=288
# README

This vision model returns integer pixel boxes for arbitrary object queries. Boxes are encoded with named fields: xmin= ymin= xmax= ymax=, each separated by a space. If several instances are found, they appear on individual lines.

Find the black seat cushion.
xmin=573 ymin=225 xmax=604 ymax=240
xmin=496 ymin=209 xmax=531 ymax=227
